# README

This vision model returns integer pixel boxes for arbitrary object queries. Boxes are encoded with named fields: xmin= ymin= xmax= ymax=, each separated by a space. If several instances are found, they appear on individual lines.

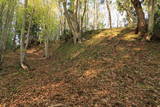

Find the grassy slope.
xmin=0 ymin=28 xmax=160 ymax=107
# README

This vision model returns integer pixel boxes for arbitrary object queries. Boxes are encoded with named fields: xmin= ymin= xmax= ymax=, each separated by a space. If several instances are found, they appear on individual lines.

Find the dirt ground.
xmin=0 ymin=28 xmax=160 ymax=107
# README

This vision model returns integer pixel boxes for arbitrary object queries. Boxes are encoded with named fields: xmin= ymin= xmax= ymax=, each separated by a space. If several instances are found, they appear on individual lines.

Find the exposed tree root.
xmin=20 ymin=63 xmax=30 ymax=71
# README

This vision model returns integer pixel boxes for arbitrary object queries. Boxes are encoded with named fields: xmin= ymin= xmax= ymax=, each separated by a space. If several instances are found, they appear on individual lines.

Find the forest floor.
xmin=0 ymin=28 xmax=160 ymax=107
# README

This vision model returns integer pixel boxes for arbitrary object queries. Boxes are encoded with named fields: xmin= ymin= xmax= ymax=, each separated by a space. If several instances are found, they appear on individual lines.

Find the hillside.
xmin=0 ymin=28 xmax=160 ymax=107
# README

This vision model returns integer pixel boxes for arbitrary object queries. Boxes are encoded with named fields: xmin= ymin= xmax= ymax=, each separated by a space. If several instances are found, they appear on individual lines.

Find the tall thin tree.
xmin=146 ymin=0 xmax=157 ymax=40
xmin=106 ymin=0 xmax=112 ymax=29
xmin=20 ymin=0 xmax=28 ymax=70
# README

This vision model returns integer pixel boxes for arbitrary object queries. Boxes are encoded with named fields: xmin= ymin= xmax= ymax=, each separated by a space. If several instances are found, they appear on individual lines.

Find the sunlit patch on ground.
xmin=84 ymin=33 xmax=106 ymax=46
xmin=27 ymin=48 xmax=37 ymax=54
xmin=121 ymin=32 xmax=139 ymax=41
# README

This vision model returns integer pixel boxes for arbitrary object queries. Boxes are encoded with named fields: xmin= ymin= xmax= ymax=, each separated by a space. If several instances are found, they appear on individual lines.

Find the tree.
xmin=106 ymin=0 xmax=112 ymax=29
xmin=131 ymin=0 xmax=146 ymax=36
xmin=80 ymin=0 xmax=87 ymax=33
xmin=116 ymin=0 xmax=137 ymax=26
xmin=41 ymin=0 xmax=59 ymax=58
xmin=0 ymin=0 xmax=17 ymax=64
xmin=146 ymin=0 xmax=157 ymax=40
xmin=93 ymin=0 xmax=99 ymax=30
xmin=62 ymin=0 xmax=81 ymax=44
xmin=20 ymin=0 xmax=29 ymax=70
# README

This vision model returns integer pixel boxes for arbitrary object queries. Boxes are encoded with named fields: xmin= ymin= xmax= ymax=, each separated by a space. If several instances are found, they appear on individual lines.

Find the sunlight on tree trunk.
xmin=106 ymin=0 xmax=112 ymax=29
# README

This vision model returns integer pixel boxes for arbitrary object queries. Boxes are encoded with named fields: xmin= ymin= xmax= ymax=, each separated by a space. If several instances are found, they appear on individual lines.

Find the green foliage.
xmin=14 ymin=0 xmax=59 ymax=46
xmin=0 ymin=0 xmax=18 ymax=48
xmin=1 ymin=0 xmax=60 ymax=49
xmin=116 ymin=0 xmax=137 ymax=25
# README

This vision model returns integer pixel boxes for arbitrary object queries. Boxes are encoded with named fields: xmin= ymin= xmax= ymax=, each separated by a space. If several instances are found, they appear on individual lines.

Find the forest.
xmin=0 ymin=0 xmax=160 ymax=106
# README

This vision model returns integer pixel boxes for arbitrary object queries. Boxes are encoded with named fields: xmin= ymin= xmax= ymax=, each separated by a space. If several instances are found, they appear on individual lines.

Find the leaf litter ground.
xmin=0 ymin=28 xmax=160 ymax=107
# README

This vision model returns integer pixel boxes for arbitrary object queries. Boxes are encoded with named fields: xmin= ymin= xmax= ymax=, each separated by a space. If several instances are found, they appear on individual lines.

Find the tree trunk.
xmin=146 ymin=0 xmax=157 ymax=40
xmin=80 ymin=0 xmax=87 ymax=34
xmin=116 ymin=13 xmax=119 ymax=28
xmin=94 ymin=0 xmax=99 ymax=30
xmin=106 ymin=0 xmax=112 ymax=29
xmin=44 ymin=35 xmax=49 ymax=58
xmin=20 ymin=0 xmax=28 ymax=70
xmin=63 ymin=1 xmax=81 ymax=44
xmin=58 ymin=1 xmax=64 ymax=36
xmin=131 ymin=0 xmax=146 ymax=37
xmin=0 ymin=1 xmax=6 ymax=32
xmin=84 ymin=2 xmax=89 ymax=31
xmin=12 ymin=33 xmax=17 ymax=51
xmin=25 ymin=9 xmax=33 ymax=49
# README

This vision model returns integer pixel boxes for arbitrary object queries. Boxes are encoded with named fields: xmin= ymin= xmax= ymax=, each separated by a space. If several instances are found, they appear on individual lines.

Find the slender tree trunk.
xmin=131 ymin=0 xmax=146 ymax=37
xmin=25 ymin=20 xmax=31 ymax=49
xmin=84 ymin=2 xmax=89 ymax=31
xmin=80 ymin=0 xmax=87 ymax=34
xmin=0 ymin=1 xmax=6 ymax=31
xmin=116 ymin=13 xmax=119 ymax=28
xmin=63 ymin=19 xmax=67 ymax=35
xmin=20 ymin=0 xmax=28 ymax=70
xmin=106 ymin=0 xmax=112 ymax=29
xmin=58 ymin=1 xmax=63 ymax=36
xmin=12 ymin=33 xmax=17 ymax=50
xmin=63 ymin=1 xmax=81 ymax=44
xmin=25 ymin=9 xmax=33 ymax=49
xmin=146 ymin=0 xmax=157 ymax=40
xmin=74 ymin=0 xmax=79 ymax=20
xmin=59 ymin=15 xmax=63 ymax=36
xmin=44 ymin=35 xmax=49 ymax=58
xmin=94 ymin=0 xmax=99 ymax=30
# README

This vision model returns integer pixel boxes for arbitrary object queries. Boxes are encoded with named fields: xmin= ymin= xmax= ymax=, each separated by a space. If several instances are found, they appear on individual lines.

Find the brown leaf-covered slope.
xmin=0 ymin=28 xmax=160 ymax=107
